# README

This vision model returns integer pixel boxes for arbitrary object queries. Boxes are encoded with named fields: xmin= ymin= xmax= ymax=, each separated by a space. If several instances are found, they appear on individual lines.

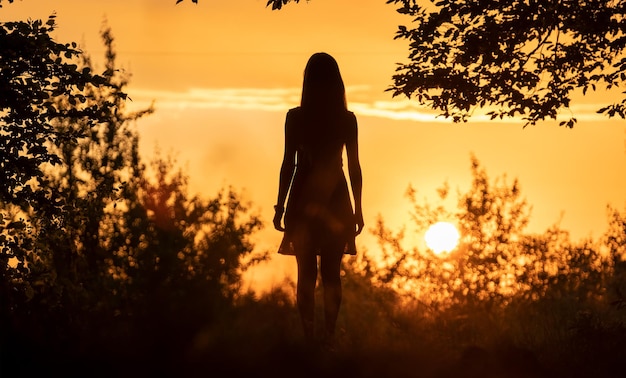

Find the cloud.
xmin=128 ymin=87 xmax=301 ymax=112
xmin=127 ymin=85 xmax=443 ymax=122
xmin=351 ymin=99 xmax=449 ymax=123
xmin=126 ymin=85 xmax=617 ymax=124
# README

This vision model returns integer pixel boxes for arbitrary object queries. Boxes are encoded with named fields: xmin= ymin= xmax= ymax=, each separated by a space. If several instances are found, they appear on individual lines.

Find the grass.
xmin=2 ymin=274 xmax=625 ymax=378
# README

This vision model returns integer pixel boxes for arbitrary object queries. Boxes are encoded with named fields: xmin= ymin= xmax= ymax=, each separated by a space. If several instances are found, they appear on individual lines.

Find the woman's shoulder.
xmin=287 ymin=106 xmax=302 ymax=115
xmin=286 ymin=107 xmax=304 ymax=123
xmin=343 ymin=110 xmax=357 ymax=128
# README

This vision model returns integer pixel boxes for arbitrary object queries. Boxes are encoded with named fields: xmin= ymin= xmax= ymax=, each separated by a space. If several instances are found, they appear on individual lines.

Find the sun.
xmin=425 ymin=221 xmax=460 ymax=255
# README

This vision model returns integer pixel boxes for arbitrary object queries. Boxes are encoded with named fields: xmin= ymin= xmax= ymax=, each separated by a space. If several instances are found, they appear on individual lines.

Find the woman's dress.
xmin=278 ymin=107 xmax=357 ymax=256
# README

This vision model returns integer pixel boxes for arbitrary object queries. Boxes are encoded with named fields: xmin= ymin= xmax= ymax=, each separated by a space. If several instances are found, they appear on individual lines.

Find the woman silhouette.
xmin=273 ymin=52 xmax=364 ymax=341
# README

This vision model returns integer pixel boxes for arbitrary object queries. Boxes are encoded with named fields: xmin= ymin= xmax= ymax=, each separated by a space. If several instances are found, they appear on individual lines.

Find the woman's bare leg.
xmin=320 ymin=251 xmax=343 ymax=338
xmin=295 ymin=251 xmax=317 ymax=340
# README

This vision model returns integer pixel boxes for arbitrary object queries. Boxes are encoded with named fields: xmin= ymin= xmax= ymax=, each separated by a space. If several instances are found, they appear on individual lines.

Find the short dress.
xmin=278 ymin=107 xmax=358 ymax=256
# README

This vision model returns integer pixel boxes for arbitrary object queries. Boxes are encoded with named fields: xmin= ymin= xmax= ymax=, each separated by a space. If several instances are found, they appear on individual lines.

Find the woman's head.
xmin=301 ymin=52 xmax=346 ymax=111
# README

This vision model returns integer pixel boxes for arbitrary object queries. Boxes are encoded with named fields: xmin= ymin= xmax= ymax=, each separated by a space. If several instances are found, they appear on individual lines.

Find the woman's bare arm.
xmin=346 ymin=114 xmax=364 ymax=235
xmin=274 ymin=112 xmax=297 ymax=231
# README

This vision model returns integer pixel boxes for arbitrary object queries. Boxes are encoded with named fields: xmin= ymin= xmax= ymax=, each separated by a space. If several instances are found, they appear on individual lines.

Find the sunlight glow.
xmin=425 ymin=222 xmax=460 ymax=255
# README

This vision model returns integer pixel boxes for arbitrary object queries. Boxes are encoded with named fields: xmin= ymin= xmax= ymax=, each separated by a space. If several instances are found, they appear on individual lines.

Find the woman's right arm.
xmin=274 ymin=111 xmax=297 ymax=231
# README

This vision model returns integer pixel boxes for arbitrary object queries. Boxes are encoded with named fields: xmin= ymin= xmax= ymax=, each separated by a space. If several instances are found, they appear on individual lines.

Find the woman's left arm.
xmin=346 ymin=113 xmax=364 ymax=235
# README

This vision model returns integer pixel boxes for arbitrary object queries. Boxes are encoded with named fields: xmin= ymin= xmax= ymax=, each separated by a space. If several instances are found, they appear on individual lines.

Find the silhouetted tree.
xmin=1 ymin=23 xmax=267 ymax=374
xmin=605 ymin=205 xmax=626 ymax=307
xmin=0 ymin=8 xmax=127 ymax=323
xmin=0 ymin=14 xmax=124 ymax=214
xmin=13 ymin=25 xmax=153 ymax=331
xmin=0 ymin=25 xmax=150 ymax=356
xmin=372 ymin=156 xmax=611 ymax=309
xmin=175 ymin=0 xmax=300 ymax=10
xmin=386 ymin=0 xmax=626 ymax=127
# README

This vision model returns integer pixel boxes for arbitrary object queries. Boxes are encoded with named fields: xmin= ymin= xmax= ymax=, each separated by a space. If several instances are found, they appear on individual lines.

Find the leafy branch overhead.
xmin=175 ymin=0 xmax=304 ymax=10
xmin=386 ymin=0 xmax=626 ymax=127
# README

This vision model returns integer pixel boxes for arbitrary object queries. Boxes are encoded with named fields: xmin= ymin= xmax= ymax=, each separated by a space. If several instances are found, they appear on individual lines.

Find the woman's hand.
xmin=354 ymin=210 xmax=364 ymax=236
xmin=273 ymin=206 xmax=285 ymax=232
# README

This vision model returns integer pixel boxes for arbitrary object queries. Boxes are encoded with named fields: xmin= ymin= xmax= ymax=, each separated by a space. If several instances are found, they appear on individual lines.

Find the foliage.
xmin=1 ymin=24 xmax=266 ymax=375
xmin=372 ymin=156 xmax=612 ymax=310
xmin=605 ymin=205 xmax=626 ymax=307
xmin=386 ymin=0 xmax=626 ymax=127
xmin=175 ymin=0 xmax=304 ymax=9
xmin=0 ymin=14 xmax=124 ymax=215
xmin=356 ymin=156 xmax=625 ymax=376
xmin=1 ymin=23 xmax=144 ymax=317
xmin=265 ymin=0 xmax=305 ymax=10
xmin=0 ymin=12 xmax=129 ymax=306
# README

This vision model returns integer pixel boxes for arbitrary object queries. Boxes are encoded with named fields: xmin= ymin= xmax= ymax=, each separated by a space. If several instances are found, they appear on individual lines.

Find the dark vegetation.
xmin=2 ymin=8 xmax=626 ymax=378
xmin=385 ymin=0 xmax=626 ymax=127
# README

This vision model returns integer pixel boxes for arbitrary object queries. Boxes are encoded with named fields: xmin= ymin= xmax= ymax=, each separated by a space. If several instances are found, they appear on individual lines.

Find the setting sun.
xmin=424 ymin=222 xmax=460 ymax=255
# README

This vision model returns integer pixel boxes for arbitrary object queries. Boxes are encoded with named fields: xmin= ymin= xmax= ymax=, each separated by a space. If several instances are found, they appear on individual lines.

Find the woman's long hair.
xmin=300 ymin=53 xmax=347 ymax=112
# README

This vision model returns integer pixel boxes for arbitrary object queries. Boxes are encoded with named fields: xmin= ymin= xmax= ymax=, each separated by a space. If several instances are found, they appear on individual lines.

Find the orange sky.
xmin=4 ymin=0 xmax=626 ymax=288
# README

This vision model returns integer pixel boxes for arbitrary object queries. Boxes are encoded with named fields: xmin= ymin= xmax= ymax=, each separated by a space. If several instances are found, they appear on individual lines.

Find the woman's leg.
xmin=320 ymin=250 xmax=343 ymax=338
xmin=295 ymin=250 xmax=317 ymax=340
